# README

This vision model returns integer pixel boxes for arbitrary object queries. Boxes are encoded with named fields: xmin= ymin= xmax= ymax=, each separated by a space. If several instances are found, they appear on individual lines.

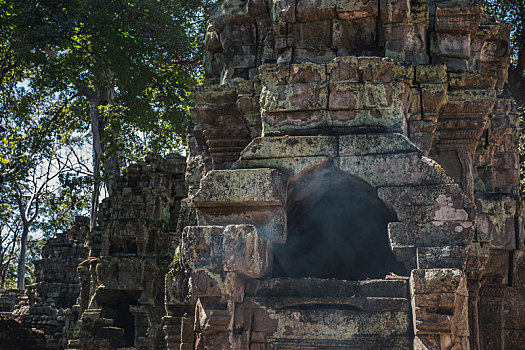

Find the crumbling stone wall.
xmin=0 ymin=289 xmax=23 ymax=314
xmin=67 ymin=154 xmax=187 ymax=349
xmin=166 ymin=0 xmax=523 ymax=349
xmin=28 ymin=216 xmax=89 ymax=309
xmin=0 ymin=217 xmax=89 ymax=349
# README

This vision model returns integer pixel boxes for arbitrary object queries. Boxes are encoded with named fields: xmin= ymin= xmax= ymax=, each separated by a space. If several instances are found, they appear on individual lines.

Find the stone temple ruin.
xmin=1 ymin=0 xmax=525 ymax=349
xmin=163 ymin=0 xmax=524 ymax=349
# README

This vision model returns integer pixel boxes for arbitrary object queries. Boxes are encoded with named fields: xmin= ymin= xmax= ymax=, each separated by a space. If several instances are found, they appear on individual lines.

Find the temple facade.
xmin=163 ymin=0 xmax=524 ymax=349
xmin=2 ymin=1 xmax=523 ymax=349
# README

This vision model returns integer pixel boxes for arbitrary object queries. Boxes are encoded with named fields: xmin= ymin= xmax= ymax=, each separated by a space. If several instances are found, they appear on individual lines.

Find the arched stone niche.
xmin=231 ymin=132 xmax=475 ymax=270
xmin=191 ymin=133 xmax=475 ymax=273
xmin=182 ymin=132 xmax=475 ymax=349
xmin=273 ymin=162 xmax=406 ymax=280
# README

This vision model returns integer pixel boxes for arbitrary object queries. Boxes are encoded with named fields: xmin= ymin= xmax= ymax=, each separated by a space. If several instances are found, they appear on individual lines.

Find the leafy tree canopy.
xmin=0 ymin=0 xmax=212 ymax=288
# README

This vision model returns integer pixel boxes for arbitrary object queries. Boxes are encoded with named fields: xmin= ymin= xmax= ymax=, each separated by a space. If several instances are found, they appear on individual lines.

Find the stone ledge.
xmin=194 ymin=168 xmax=286 ymax=207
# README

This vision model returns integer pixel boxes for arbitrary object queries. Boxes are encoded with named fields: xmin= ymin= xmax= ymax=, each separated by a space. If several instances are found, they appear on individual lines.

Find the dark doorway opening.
xmin=98 ymin=290 xmax=140 ymax=347
xmin=272 ymin=164 xmax=406 ymax=280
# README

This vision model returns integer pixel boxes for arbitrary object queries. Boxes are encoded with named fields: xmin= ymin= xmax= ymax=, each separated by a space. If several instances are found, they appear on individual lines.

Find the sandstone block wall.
xmin=167 ymin=0 xmax=524 ymax=349
xmin=67 ymin=154 xmax=187 ymax=350
xmin=10 ymin=1 xmax=522 ymax=349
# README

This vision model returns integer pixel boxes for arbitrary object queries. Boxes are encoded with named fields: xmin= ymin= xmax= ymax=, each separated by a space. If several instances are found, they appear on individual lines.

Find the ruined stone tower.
xmin=164 ymin=0 xmax=524 ymax=349
xmin=68 ymin=154 xmax=187 ymax=349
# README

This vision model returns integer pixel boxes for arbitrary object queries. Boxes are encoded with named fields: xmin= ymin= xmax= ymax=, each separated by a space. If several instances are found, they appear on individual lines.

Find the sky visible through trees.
xmin=0 ymin=0 xmax=524 ymax=289
xmin=0 ymin=0 xmax=213 ymax=289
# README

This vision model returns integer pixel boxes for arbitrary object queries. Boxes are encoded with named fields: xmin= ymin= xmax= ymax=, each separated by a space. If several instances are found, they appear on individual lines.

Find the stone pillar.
xmin=465 ymin=242 xmax=491 ymax=350
xmin=478 ymin=250 xmax=509 ymax=350
xmin=504 ymin=250 xmax=525 ymax=349
xmin=410 ymin=269 xmax=469 ymax=350
xmin=177 ymin=224 xmax=273 ymax=349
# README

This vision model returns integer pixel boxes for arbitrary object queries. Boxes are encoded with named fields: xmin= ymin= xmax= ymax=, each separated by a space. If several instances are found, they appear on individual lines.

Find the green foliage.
xmin=0 ymin=0 xmax=213 ymax=287
xmin=18 ymin=0 xmax=210 ymax=164
xmin=36 ymin=173 xmax=92 ymax=235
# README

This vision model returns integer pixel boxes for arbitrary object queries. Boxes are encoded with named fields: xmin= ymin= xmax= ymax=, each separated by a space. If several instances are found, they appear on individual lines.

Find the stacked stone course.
xmin=3 ymin=1 xmax=523 ymax=349
xmin=0 ymin=217 xmax=89 ymax=349
xmin=67 ymin=154 xmax=187 ymax=349
xmin=165 ymin=0 xmax=524 ymax=349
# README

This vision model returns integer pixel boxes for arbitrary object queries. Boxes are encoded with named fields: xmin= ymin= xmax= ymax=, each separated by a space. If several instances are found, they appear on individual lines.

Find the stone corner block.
xmin=410 ymin=268 xmax=465 ymax=295
xmin=223 ymin=224 xmax=272 ymax=278
xmin=194 ymin=168 xmax=286 ymax=207
xmin=181 ymin=225 xmax=225 ymax=271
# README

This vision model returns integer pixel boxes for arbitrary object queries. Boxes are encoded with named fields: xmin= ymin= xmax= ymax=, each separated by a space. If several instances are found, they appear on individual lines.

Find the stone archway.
xmin=272 ymin=163 xmax=405 ymax=280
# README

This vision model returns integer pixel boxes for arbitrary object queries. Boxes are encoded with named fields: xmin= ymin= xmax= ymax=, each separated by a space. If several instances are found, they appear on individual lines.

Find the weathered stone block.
xmin=388 ymin=222 xmax=473 ymax=248
xmin=261 ymin=110 xmax=329 ymax=135
xmin=290 ymin=21 xmax=332 ymax=57
xmin=337 ymin=0 xmax=378 ymax=19
xmin=272 ymin=0 xmax=296 ymax=23
xmin=189 ymin=269 xmax=226 ymax=298
xmin=416 ymin=246 xmax=467 ymax=269
xmin=404 ymin=24 xmax=428 ymax=64
xmin=434 ymin=6 xmax=482 ymax=33
xmin=336 ymin=153 xmax=452 ymax=188
xmin=339 ymin=133 xmax=419 ymax=156
xmin=415 ymin=64 xmax=447 ymax=83
xmin=287 ymin=63 xmax=327 ymax=83
xmin=328 ymin=81 xmax=400 ymax=110
xmin=295 ymin=0 xmax=337 ymax=22
xmin=181 ymin=316 xmax=195 ymax=343
xmin=431 ymin=32 xmax=470 ymax=59
xmin=358 ymin=57 xmax=398 ymax=83
xmin=194 ymin=169 xmax=286 ymax=207
xmin=410 ymin=269 xmax=464 ymax=295
xmin=181 ymin=226 xmax=224 ymax=271
xmin=480 ymin=39 xmax=509 ymax=63
xmin=331 ymin=18 xmax=378 ymax=56
xmin=390 ymin=243 xmax=416 ymax=264
xmin=326 ymin=56 xmax=360 ymax=81
xmin=476 ymin=195 xmax=517 ymax=250
xmin=294 ymin=47 xmax=337 ymax=63
xmin=259 ymin=63 xmax=290 ymax=85
xmin=413 ymin=334 xmax=441 ymax=350
xmin=421 ymin=83 xmax=447 ymax=114
xmin=261 ymin=81 xmax=328 ymax=112
xmin=380 ymin=0 xmax=409 ymax=23
xmin=327 ymin=108 xmax=406 ymax=132
xmin=384 ymin=23 xmax=408 ymax=60
xmin=240 ymin=135 xmax=337 ymax=159
xmin=378 ymin=184 xmax=474 ymax=223
xmin=412 ymin=307 xmax=453 ymax=333
xmin=223 ymin=225 xmax=271 ymax=278
xmin=413 ymin=292 xmax=457 ymax=311
xmin=234 ymin=155 xmax=331 ymax=178
xmin=266 ymin=304 xmax=410 ymax=341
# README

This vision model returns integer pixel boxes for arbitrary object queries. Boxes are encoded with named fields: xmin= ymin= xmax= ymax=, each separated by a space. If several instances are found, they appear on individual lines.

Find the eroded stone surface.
xmin=167 ymin=0 xmax=522 ymax=349
xmin=13 ymin=0 xmax=522 ymax=349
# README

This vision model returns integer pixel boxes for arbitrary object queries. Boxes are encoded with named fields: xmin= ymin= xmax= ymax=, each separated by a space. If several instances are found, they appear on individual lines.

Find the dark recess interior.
xmin=272 ymin=165 xmax=406 ymax=280
xmin=99 ymin=293 xmax=140 ymax=347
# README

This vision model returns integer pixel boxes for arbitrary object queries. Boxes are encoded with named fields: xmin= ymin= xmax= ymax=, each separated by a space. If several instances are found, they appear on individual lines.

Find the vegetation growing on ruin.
xmin=0 ymin=0 xmax=213 ymax=289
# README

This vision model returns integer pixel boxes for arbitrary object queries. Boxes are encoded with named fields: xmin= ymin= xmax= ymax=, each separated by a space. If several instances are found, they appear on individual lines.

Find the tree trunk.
xmin=87 ymin=88 xmax=121 ymax=230
xmin=89 ymin=97 xmax=105 ymax=230
xmin=90 ymin=151 xmax=101 ymax=230
xmin=0 ymin=254 xmax=5 ymax=289
xmin=16 ymin=224 xmax=28 ymax=290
